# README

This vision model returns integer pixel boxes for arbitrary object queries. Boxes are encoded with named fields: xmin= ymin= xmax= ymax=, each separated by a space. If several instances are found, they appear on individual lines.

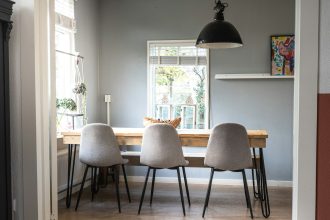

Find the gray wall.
xmin=96 ymin=0 xmax=295 ymax=181
xmin=75 ymin=0 xmax=101 ymax=123
xmin=319 ymin=0 xmax=330 ymax=93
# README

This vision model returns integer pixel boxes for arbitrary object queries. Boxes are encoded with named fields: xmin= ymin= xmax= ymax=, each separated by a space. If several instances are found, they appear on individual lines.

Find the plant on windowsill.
xmin=56 ymin=98 xmax=77 ymax=129
xmin=56 ymin=98 xmax=77 ymax=112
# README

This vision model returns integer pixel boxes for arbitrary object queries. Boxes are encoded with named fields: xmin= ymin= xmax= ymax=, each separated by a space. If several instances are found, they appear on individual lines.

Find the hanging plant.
xmin=73 ymin=56 xmax=87 ymax=124
xmin=72 ymin=82 xmax=87 ymax=95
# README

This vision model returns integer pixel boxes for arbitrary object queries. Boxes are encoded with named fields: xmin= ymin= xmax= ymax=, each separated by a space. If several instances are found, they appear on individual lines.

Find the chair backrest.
xmin=204 ymin=123 xmax=252 ymax=171
xmin=80 ymin=123 xmax=124 ymax=167
xmin=141 ymin=124 xmax=186 ymax=168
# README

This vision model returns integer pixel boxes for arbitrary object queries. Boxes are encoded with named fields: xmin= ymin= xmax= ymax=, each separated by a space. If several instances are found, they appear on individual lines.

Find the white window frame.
xmin=147 ymin=40 xmax=210 ymax=129
xmin=55 ymin=25 xmax=76 ymax=100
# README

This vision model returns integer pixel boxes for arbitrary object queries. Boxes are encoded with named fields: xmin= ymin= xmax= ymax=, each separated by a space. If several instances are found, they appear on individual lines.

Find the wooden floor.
xmin=58 ymin=182 xmax=292 ymax=220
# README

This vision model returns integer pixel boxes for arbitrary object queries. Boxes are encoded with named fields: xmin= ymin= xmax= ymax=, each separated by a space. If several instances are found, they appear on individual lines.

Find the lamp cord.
xmin=213 ymin=0 xmax=228 ymax=21
xmin=214 ymin=0 xmax=228 ymax=13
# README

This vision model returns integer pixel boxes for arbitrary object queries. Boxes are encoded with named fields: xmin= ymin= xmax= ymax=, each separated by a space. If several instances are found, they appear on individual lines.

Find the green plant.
xmin=56 ymin=98 xmax=77 ymax=129
xmin=56 ymin=98 xmax=77 ymax=111
xmin=193 ymin=67 xmax=206 ymax=122
xmin=72 ymin=82 xmax=87 ymax=124
xmin=194 ymin=82 xmax=205 ymax=115
xmin=156 ymin=66 xmax=187 ymax=104
xmin=72 ymin=82 xmax=87 ymax=95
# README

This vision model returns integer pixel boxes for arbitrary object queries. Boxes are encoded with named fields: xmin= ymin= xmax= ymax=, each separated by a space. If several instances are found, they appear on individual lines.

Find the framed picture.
xmin=271 ymin=35 xmax=295 ymax=76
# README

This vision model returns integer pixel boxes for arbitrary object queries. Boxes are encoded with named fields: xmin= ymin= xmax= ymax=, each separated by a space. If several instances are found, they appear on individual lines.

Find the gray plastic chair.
xmin=203 ymin=123 xmax=254 ymax=218
xmin=75 ymin=123 xmax=131 ymax=213
xmin=138 ymin=123 xmax=190 ymax=216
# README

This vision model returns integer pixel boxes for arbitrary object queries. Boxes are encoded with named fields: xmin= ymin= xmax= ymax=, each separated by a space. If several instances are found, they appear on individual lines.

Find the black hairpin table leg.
xmin=251 ymin=148 xmax=271 ymax=218
xmin=259 ymin=148 xmax=270 ymax=218
xmin=66 ymin=144 xmax=77 ymax=208
xmin=252 ymin=148 xmax=261 ymax=199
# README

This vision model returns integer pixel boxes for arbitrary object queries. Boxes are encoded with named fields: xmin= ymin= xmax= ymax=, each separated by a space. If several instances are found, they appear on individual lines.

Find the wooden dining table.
xmin=62 ymin=127 xmax=268 ymax=147
xmin=61 ymin=127 xmax=270 ymax=217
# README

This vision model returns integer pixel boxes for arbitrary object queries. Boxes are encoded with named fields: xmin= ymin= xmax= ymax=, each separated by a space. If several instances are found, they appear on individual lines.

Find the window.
xmin=55 ymin=0 xmax=80 ymax=131
xmin=55 ymin=27 xmax=76 ymax=99
xmin=147 ymin=40 xmax=209 ymax=129
xmin=55 ymin=0 xmax=76 ymax=100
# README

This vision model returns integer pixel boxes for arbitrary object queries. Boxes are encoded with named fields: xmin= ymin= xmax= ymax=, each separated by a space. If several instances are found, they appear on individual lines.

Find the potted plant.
xmin=56 ymin=98 xmax=77 ymax=129
xmin=73 ymin=82 xmax=87 ymax=124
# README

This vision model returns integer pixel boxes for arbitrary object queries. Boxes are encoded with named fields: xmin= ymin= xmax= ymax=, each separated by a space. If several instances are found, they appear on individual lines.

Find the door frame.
xmin=292 ymin=0 xmax=319 ymax=219
xmin=33 ymin=0 xmax=319 ymax=219
xmin=34 ymin=0 xmax=57 ymax=219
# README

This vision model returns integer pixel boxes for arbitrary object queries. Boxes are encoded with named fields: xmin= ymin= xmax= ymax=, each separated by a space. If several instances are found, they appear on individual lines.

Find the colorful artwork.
xmin=271 ymin=35 xmax=295 ymax=76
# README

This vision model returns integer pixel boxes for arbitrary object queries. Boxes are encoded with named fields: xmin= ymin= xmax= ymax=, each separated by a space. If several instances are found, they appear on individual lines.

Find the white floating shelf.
xmin=215 ymin=73 xmax=294 ymax=80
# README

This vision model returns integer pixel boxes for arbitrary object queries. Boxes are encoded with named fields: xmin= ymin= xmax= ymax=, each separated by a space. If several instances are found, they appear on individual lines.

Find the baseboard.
xmin=121 ymin=176 xmax=292 ymax=187
xmin=58 ymin=180 xmax=91 ymax=201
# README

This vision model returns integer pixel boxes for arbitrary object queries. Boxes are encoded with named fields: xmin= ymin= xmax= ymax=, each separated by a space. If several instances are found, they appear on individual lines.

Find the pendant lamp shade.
xmin=196 ymin=1 xmax=243 ymax=49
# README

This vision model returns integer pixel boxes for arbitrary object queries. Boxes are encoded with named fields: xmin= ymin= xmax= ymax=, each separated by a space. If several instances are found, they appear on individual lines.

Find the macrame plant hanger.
xmin=73 ymin=55 xmax=87 ymax=124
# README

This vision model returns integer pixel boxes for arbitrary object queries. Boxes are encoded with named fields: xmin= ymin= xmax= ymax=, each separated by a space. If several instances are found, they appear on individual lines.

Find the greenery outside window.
xmin=147 ymin=40 xmax=209 ymax=129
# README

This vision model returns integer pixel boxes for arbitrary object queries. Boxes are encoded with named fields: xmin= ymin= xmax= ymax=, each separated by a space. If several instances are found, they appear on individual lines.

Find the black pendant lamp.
xmin=196 ymin=0 xmax=243 ymax=49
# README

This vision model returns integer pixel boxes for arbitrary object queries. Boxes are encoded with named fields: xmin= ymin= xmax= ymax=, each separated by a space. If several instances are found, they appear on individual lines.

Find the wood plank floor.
xmin=58 ymin=182 xmax=292 ymax=220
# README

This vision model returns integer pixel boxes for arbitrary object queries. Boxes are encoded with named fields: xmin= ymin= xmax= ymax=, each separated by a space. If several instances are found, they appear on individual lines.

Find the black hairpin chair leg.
xmin=114 ymin=165 xmax=121 ymax=213
xmin=242 ymin=170 xmax=254 ymax=219
xmin=138 ymin=167 xmax=151 ymax=214
xmin=177 ymin=167 xmax=186 ymax=216
xmin=75 ymin=165 xmax=89 ymax=211
xmin=202 ymin=168 xmax=214 ymax=218
xmin=91 ymin=167 xmax=98 ymax=201
xmin=121 ymin=165 xmax=131 ymax=203
xmin=182 ymin=166 xmax=191 ymax=206
xmin=150 ymin=168 xmax=156 ymax=206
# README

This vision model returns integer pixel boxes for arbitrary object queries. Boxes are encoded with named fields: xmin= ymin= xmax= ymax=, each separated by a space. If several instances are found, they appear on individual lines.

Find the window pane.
xmin=160 ymin=47 xmax=178 ymax=56
xmin=55 ymin=0 xmax=75 ymax=18
xmin=149 ymin=45 xmax=159 ymax=56
xmin=55 ymin=0 xmax=76 ymax=132
xmin=197 ymin=48 xmax=207 ymax=56
xmin=179 ymin=46 xmax=196 ymax=56
xmin=148 ymin=41 xmax=208 ymax=129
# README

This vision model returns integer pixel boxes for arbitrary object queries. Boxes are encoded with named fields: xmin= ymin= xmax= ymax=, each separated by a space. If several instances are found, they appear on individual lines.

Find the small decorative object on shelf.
xmin=271 ymin=35 xmax=295 ymax=76
xmin=143 ymin=117 xmax=181 ymax=128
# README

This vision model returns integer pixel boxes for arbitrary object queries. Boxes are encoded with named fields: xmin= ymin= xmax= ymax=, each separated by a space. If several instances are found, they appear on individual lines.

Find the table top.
xmin=62 ymin=127 xmax=268 ymax=138
xmin=61 ymin=127 xmax=268 ymax=148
